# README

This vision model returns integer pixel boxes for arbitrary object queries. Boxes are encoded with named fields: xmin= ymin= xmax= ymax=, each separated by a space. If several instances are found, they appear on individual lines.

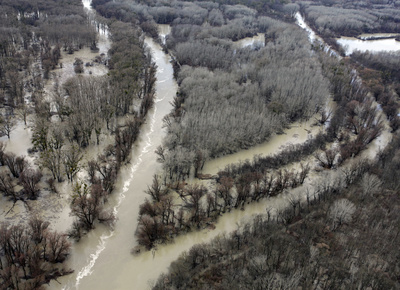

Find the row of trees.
xmin=67 ymin=114 xmax=148 ymax=240
xmin=92 ymin=0 xmax=296 ymax=25
xmin=62 ymin=21 xmax=157 ymax=239
xmin=153 ymin=147 xmax=400 ymax=289
xmin=136 ymin=70 xmax=384 ymax=247
xmin=312 ymin=50 xmax=385 ymax=165
xmin=351 ymin=50 xmax=400 ymax=131
xmin=299 ymin=1 xmax=400 ymax=38
xmin=136 ymin=161 xmax=311 ymax=249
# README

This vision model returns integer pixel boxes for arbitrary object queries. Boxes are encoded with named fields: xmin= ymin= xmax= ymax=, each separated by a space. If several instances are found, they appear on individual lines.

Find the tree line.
xmin=298 ymin=0 xmax=400 ymax=39
xmin=92 ymin=0 xmax=296 ymax=27
xmin=350 ymin=50 xmax=400 ymax=132
xmin=135 ymin=163 xmax=311 ymax=250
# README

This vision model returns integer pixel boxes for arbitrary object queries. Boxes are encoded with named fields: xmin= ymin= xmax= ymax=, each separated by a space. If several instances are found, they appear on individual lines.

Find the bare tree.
xmin=70 ymin=182 xmax=114 ymax=231
xmin=287 ymin=190 xmax=301 ymax=216
xmin=315 ymin=107 xmax=332 ymax=125
xmin=45 ymin=231 xmax=71 ymax=263
xmin=64 ymin=145 xmax=82 ymax=181
xmin=328 ymin=198 xmax=356 ymax=230
xmin=16 ymin=103 xmax=30 ymax=126
xmin=136 ymin=214 xmax=166 ymax=250
xmin=73 ymin=58 xmax=84 ymax=74
xmin=0 ymin=141 xmax=5 ymax=165
xmin=146 ymin=175 xmax=168 ymax=202
xmin=361 ymin=173 xmax=382 ymax=198
xmin=0 ymin=171 xmax=17 ymax=201
xmin=3 ymin=153 xmax=26 ymax=178
xmin=315 ymin=147 xmax=339 ymax=169
xmin=180 ymin=185 xmax=207 ymax=224
xmin=217 ymin=176 xmax=234 ymax=212
xmin=28 ymin=216 xmax=50 ymax=245
xmin=40 ymin=127 xmax=64 ymax=182
xmin=0 ymin=114 xmax=16 ymax=139
xmin=70 ymin=183 xmax=99 ymax=230
xmin=19 ymin=168 xmax=43 ymax=199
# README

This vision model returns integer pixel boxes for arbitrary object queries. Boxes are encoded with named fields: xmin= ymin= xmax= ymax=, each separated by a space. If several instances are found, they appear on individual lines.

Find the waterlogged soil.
xmin=43 ymin=32 xmax=110 ymax=103
xmin=0 ymin=119 xmax=33 ymax=161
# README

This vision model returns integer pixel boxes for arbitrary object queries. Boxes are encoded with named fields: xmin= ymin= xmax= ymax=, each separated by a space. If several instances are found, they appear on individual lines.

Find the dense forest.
xmin=153 ymin=96 xmax=400 ymax=288
xmin=96 ymin=0 xmax=331 ymax=173
xmin=350 ymin=50 xmax=400 ymax=132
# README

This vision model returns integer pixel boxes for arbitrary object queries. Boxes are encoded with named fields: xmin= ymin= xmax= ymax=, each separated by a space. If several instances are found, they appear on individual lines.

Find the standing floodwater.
xmin=337 ymin=36 xmax=400 ymax=55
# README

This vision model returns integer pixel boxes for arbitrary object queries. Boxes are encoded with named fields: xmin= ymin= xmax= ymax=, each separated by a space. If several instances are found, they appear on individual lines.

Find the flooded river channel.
xmin=48 ymin=6 xmax=393 ymax=290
